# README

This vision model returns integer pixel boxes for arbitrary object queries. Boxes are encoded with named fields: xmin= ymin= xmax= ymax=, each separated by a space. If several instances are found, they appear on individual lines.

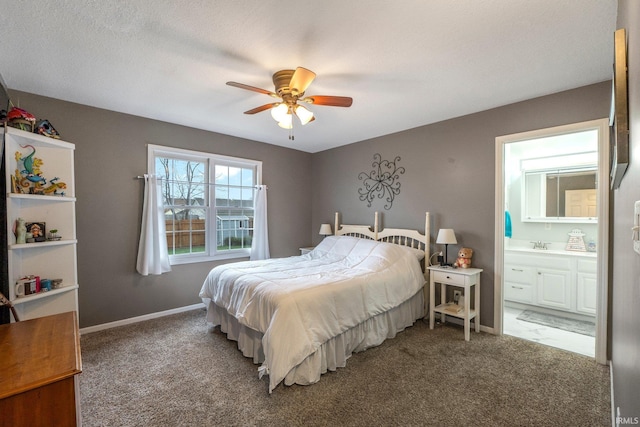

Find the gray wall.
xmin=612 ymin=0 xmax=640 ymax=420
xmin=9 ymin=91 xmax=312 ymax=328
xmin=9 ymin=81 xmax=617 ymax=348
xmin=311 ymin=81 xmax=611 ymax=328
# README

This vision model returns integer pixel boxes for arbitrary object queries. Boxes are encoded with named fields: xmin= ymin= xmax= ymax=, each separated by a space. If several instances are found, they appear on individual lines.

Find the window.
xmin=148 ymin=145 xmax=261 ymax=264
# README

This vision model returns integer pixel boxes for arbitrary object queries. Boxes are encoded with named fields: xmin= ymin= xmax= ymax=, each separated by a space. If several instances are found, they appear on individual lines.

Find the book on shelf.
xmin=442 ymin=303 xmax=463 ymax=314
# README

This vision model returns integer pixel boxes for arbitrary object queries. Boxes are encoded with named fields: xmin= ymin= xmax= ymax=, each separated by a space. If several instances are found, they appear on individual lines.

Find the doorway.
xmin=494 ymin=119 xmax=609 ymax=364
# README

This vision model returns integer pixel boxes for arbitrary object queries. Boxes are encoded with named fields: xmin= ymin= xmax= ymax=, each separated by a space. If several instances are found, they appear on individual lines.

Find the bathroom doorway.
xmin=494 ymin=119 xmax=609 ymax=363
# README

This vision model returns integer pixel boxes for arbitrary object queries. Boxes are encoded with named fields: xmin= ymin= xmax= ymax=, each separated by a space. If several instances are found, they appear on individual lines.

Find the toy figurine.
xmin=35 ymin=119 xmax=60 ymax=139
xmin=454 ymin=247 xmax=473 ymax=269
xmin=7 ymin=107 xmax=36 ymax=132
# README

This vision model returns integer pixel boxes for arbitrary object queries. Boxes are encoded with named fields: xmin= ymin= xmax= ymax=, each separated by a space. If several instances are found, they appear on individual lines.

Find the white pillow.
xmin=397 ymin=245 xmax=426 ymax=261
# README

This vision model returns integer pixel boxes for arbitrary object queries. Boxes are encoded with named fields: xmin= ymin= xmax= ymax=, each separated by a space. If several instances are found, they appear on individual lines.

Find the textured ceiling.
xmin=0 ymin=1 xmax=617 ymax=153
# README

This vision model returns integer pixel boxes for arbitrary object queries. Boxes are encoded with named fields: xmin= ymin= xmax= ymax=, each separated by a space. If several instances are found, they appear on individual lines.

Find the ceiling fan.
xmin=227 ymin=67 xmax=353 ymax=139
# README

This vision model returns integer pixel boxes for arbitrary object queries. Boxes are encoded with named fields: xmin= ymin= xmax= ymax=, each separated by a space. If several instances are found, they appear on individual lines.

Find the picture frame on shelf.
xmin=25 ymin=222 xmax=46 ymax=242
xmin=610 ymin=28 xmax=629 ymax=190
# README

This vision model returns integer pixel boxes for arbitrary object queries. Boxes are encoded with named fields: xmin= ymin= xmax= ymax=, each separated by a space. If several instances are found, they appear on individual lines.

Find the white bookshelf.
xmin=4 ymin=127 xmax=78 ymax=321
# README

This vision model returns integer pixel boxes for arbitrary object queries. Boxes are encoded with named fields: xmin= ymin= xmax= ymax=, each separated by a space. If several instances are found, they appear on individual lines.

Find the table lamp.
xmin=319 ymin=223 xmax=333 ymax=239
xmin=436 ymin=228 xmax=457 ymax=266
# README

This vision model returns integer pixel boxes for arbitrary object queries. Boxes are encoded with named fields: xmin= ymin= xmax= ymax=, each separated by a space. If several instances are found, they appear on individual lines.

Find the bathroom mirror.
xmin=522 ymin=167 xmax=597 ymax=222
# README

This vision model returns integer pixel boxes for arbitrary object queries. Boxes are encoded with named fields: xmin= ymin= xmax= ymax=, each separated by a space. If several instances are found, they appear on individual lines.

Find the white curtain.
xmin=136 ymin=174 xmax=172 ymax=275
xmin=250 ymin=185 xmax=270 ymax=260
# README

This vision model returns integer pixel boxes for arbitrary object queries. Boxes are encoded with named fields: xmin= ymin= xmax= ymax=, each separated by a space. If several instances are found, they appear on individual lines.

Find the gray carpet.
xmin=79 ymin=309 xmax=610 ymax=426
xmin=517 ymin=309 xmax=596 ymax=337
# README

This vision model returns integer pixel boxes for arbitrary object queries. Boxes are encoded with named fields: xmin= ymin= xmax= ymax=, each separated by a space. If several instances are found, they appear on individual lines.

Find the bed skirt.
xmin=205 ymin=288 xmax=425 ymax=389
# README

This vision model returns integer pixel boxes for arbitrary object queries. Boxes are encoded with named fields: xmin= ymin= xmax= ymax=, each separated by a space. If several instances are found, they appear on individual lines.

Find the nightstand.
xmin=299 ymin=246 xmax=315 ymax=255
xmin=428 ymin=266 xmax=483 ymax=341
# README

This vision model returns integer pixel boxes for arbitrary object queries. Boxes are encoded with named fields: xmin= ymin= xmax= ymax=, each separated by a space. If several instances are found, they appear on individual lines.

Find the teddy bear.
xmin=454 ymin=247 xmax=473 ymax=269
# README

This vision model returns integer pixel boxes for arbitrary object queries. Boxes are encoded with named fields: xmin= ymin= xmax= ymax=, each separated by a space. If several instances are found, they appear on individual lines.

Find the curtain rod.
xmin=135 ymin=176 xmax=267 ymax=189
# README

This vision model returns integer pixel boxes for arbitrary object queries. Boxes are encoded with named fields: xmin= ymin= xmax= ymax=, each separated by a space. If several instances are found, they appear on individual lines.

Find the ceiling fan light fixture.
xmin=271 ymin=103 xmax=289 ymax=122
xmin=228 ymin=67 xmax=352 ymax=137
xmin=277 ymin=113 xmax=293 ymax=129
xmin=295 ymin=104 xmax=314 ymax=125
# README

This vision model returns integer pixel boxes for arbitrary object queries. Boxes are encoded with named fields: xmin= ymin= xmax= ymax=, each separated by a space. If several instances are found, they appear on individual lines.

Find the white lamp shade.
xmin=271 ymin=103 xmax=289 ymax=122
xmin=277 ymin=118 xmax=293 ymax=129
xmin=295 ymin=105 xmax=314 ymax=125
xmin=277 ymin=111 xmax=293 ymax=129
xmin=436 ymin=228 xmax=457 ymax=244
xmin=319 ymin=223 xmax=333 ymax=236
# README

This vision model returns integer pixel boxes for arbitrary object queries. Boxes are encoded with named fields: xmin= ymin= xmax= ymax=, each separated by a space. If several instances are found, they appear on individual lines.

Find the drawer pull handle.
xmin=446 ymin=276 xmax=451 ymax=279
xmin=511 ymin=268 xmax=524 ymax=272
xmin=512 ymin=286 xmax=524 ymax=290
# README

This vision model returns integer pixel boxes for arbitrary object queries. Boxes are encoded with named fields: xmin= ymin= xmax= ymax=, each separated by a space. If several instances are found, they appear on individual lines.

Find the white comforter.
xmin=199 ymin=235 xmax=425 ymax=392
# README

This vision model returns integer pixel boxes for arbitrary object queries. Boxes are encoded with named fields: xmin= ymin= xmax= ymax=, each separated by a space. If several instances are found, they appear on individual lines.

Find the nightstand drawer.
xmin=432 ymin=271 xmax=465 ymax=285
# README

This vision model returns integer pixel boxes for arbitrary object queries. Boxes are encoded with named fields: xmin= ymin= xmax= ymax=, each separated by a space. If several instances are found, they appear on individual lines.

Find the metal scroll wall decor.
xmin=357 ymin=153 xmax=405 ymax=210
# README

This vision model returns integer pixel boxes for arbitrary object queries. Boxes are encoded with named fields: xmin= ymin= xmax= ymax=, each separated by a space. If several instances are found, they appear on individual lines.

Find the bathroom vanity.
xmin=504 ymin=248 xmax=597 ymax=316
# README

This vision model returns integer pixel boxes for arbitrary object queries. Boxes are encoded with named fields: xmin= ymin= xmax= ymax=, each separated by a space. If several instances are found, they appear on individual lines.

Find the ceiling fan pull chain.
xmin=288 ymin=110 xmax=294 ymax=140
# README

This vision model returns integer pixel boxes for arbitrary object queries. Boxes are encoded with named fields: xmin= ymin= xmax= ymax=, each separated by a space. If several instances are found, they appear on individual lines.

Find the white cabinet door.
xmin=576 ymin=272 xmax=597 ymax=315
xmin=576 ymin=258 xmax=597 ymax=315
xmin=536 ymin=268 xmax=572 ymax=311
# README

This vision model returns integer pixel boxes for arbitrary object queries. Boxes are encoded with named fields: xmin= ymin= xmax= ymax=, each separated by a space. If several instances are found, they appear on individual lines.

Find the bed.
xmin=199 ymin=212 xmax=430 ymax=393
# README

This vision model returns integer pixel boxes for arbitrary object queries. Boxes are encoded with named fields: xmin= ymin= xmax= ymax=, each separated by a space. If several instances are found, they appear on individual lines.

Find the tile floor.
xmin=503 ymin=305 xmax=595 ymax=358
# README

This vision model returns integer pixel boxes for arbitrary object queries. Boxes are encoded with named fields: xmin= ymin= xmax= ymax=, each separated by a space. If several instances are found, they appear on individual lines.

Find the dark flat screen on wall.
xmin=0 ymin=72 xmax=10 ymax=324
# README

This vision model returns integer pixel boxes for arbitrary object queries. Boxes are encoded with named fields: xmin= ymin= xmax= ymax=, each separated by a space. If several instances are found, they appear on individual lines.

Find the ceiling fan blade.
xmin=301 ymin=95 xmax=353 ymax=107
xmin=227 ymin=81 xmax=277 ymax=97
xmin=244 ymin=103 xmax=279 ymax=114
xmin=289 ymin=67 xmax=316 ymax=93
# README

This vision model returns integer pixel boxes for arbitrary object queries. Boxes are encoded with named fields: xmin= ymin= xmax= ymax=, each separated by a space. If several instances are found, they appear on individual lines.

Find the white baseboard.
xmin=80 ymin=303 xmax=205 ymax=335
xmin=610 ymin=360 xmax=615 ymax=427
xmin=430 ymin=315 xmax=495 ymax=335
xmin=84 ymin=303 xmax=495 ymax=336
xmin=480 ymin=324 xmax=496 ymax=335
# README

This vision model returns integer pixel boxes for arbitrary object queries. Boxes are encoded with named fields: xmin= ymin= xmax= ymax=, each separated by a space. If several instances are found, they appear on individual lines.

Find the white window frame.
xmin=148 ymin=144 xmax=262 ymax=265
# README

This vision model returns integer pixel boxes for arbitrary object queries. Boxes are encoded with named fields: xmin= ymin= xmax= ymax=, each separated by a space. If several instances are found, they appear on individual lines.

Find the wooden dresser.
xmin=0 ymin=311 xmax=82 ymax=426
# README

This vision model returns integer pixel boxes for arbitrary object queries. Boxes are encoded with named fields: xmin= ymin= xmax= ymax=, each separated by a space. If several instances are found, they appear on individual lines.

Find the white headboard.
xmin=376 ymin=212 xmax=430 ymax=264
xmin=334 ymin=212 xmax=377 ymax=240
xmin=333 ymin=211 xmax=430 ymax=263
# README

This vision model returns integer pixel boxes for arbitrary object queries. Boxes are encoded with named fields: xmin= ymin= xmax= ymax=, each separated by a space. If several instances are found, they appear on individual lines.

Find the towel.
xmin=505 ymin=211 xmax=512 ymax=238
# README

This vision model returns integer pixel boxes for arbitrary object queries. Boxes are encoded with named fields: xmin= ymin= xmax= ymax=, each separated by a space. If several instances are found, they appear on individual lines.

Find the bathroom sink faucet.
xmin=530 ymin=241 xmax=549 ymax=250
